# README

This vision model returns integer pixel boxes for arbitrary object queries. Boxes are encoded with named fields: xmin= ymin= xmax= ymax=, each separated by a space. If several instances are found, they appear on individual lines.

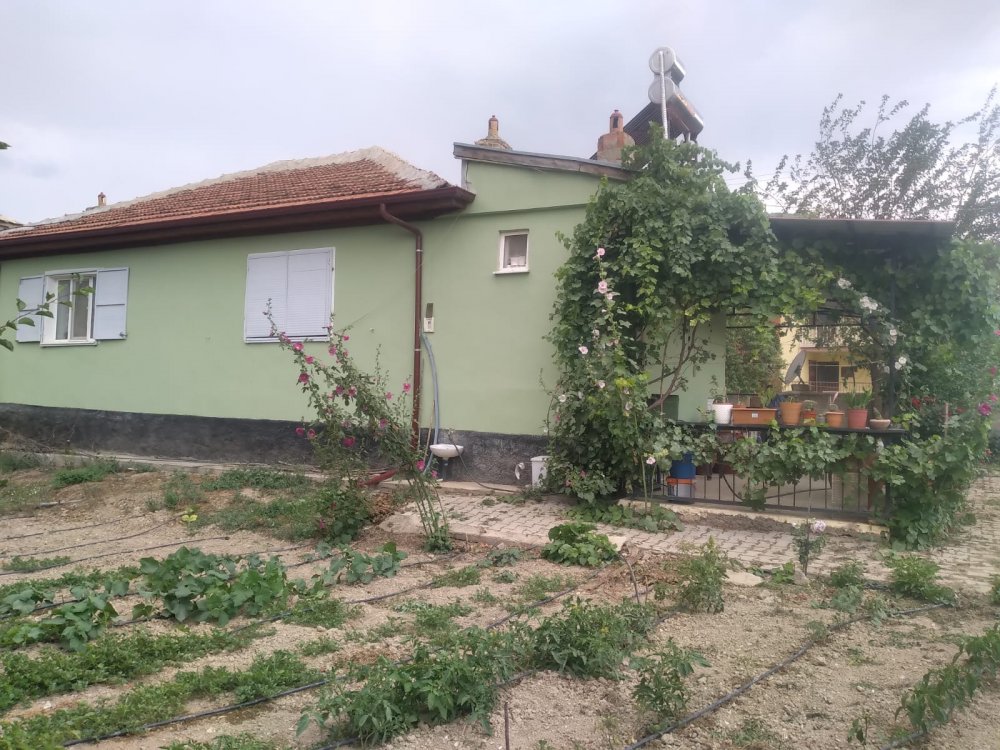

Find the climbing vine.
xmin=546 ymin=131 xmax=826 ymax=500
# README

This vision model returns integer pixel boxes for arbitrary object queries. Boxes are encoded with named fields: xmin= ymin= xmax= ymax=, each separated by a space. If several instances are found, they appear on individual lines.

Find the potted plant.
xmin=869 ymin=407 xmax=891 ymax=431
xmin=732 ymin=387 xmax=778 ymax=426
xmin=842 ymin=390 xmax=871 ymax=430
xmin=801 ymin=399 xmax=818 ymax=424
xmin=823 ymin=408 xmax=846 ymax=428
xmin=711 ymin=395 xmax=734 ymax=425
xmin=778 ymin=394 xmax=802 ymax=426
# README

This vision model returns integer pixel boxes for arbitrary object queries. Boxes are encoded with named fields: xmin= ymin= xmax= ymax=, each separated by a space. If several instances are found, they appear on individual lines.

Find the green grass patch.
xmin=0 ymin=625 xmax=267 ymax=713
xmin=161 ymin=471 xmax=204 ymax=510
xmin=202 ymin=468 xmax=312 ymax=491
xmin=162 ymin=735 xmax=289 ymax=750
xmin=431 ymin=565 xmax=481 ymax=588
xmin=285 ymin=596 xmax=358 ymax=629
xmin=0 ymin=453 xmax=41 ymax=473
xmin=0 ymin=481 xmax=53 ymax=515
xmin=392 ymin=599 xmax=473 ymax=638
xmin=51 ymin=459 xmax=120 ymax=488
xmin=0 ymin=650 xmax=320 ymax=748
xmin=0 ymin=556 xmax=72 ymax=573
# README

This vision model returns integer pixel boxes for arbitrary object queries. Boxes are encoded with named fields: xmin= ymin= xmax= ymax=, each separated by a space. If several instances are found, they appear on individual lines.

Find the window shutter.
xmin=244 ymin=248 xmax=333 ymax=341
xmin=93 ymin=268 xmax=129 ymax=340
xmin=285 ymin=249 xmax=332 ymax=338
xmin=245 ymin=254 xmax=289 ymax=340
xmin=15 ymin=276 xmax=44 ymax=343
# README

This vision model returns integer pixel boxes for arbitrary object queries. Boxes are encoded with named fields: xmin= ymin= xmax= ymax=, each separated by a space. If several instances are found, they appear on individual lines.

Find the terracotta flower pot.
xmin=846 ymin=408 xmax=869 ymax=430
xmin=824 ymin=411 xmax=845 ymax=428
xmin=779 ymin=402 xmax=802 ymax=426
xmin=869 ymin=418 xmax=891 ymax=431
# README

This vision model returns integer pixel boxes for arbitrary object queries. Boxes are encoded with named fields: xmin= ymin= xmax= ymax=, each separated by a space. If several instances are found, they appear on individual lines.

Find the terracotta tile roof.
xmin=0 ymin=147 xmax=455 ymax=242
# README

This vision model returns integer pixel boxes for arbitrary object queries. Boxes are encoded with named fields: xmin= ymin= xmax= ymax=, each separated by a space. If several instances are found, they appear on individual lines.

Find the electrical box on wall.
xmin=423 ymin=302 xmax=434 ymax=333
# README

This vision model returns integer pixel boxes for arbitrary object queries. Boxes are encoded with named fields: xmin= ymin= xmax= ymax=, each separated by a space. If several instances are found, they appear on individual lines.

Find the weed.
xmin=829 ymin=561 xmax=865 ymax=589
xmin=847 ymin=708 xmax=873 ymax=745
xmin=162 ymin=471 xmax=203 ymax=510
xmin=514 ymin=573 xmax=575 ymax=604
xmin=828 ymin=585 xmax=864 ymax=613
xmin=728 ymin=717 xmax=781 ymax=746
xmin=161 ymin=735 xmax=287 ymax=750
xmin=344 ymin=618 xmax=405 ymax=643
xmin=51 ymin=459 xmax=120 ymax=488
xmin=769 ymin=561 xmax=795 ymax=585
xmin=0 ymin=481 xmax=52 ymax=514
xmin=492 ymin=570 xmax=518 ymax=584
xmin=285 ymin=596 xmax=356 ymax=628
xmin=1 ymin=555 xmax=71 ymax=573
xmin=806 ymin=620 xmax=830 ymax=642
xmin=431 ymin=565 xmax=481 ymax=588
xmin=673 ymin=537 xmax=727 ymax=613
xmin=322 ymin=543 xmax=406 ymax=584
xmin=989 ymin=575 xmax=1000 ymax=606
xmin=0 ymin=453 xmax=40 ymax=473
xmin=481 ymin=547 xmax=525 ymax=567
xmin=530 ymin=598 xmax=656 ymax=678
xmin=393 ymin=599 xmax=473 ymax=637
xmin=472 ymin=588 xmax=499 ymax=605
xmin=298 ymin=636 xmax=341 ymax=657
xmin=885 ymin=554 xmax=955 ymax=603
xmin=201 ymin=467 xmax=312 ymax=491
xmin=541 ymin=522 xmax=619 ymax=567
xmin=199 ymin=490 xmax=330 ymax=542
xmin=632 ymin=639 xmax=708 ymax=728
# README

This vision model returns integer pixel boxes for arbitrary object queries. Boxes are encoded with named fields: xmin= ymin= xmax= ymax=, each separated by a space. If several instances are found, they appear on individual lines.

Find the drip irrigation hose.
xmin=12 ymin=523 xmax=163 ymax=557
xmin=57 ymin=552 xmax=619 ymax=747
xmin=3 ymin=513 xmax=151 ymax=542
xmin=621 ymin=603 xmax=948 ymax=750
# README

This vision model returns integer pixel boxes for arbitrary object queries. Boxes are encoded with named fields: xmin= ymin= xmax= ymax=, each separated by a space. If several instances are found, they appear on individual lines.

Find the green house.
xmin=0 ymin=125 xmax=725 ymax=481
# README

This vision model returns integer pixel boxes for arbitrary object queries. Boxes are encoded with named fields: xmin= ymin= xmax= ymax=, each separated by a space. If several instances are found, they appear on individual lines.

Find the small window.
xmin=244 ymin=248 xmax=334 ymax=342
xmin=808 ymin=360 xmax=841 ymax=391
xmin=497 ymin=230 xmax=529 ymax=273
xmin=16 ymin=268 xmax=129 ymax=346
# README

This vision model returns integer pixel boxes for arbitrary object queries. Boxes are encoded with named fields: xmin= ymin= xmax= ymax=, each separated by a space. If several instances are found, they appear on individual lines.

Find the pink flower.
xmin=341 ymin=349 xmax=349 ymax=357
xmin=979 ymin=403 xmax=992 ymax=416
xmin=292 ymin=342 xmax=303 ymax=352
xmin=597 ymin=280 xmax=609 ymax=294
xmin=597 ymin=380 xmax=606 ymax=389
xmin=342 ymin=436 xmax=356 ymax=448
xmin=278 ymin=333 xmax=290 ymax=344
xmin=328 ymin=346 xmax=337 ymax=356
xmin=991 ymin=394 xmax=999 ymax=403
xmin=991 ymin=367 xmax=998 ymax=376
xmin=335 ymin=385 xmax=345 ymax=395
xmin=579 ymin=345 xmax=589 ymax=355
xmin=417 ymin=459 xmax=425 ymax=471
xmin=431 ymin=470 xmax=438 ymax=479
xmin=646 ymin=456 xmax=656 ymax=465
xmin=305 ymin=356 xmax=315 ymax=364
xmin=812 ymin=520 xmax=827 ymax=534
xmin=306 ymin=429 xmax=316 ymax=439
xmin=348 ymin=386 xmax=357 ymax=397
xmin=342 ymin=334 xmax=350 ymax=341
xmin=596 ymin=247 xmax=606 ymax=258
xmin=295 ymin=426 xmax=305 ymax=437
xmin=385 ymin=391 xmax=393 ymax=400
xmin=379 ymin=418 xmax=388 ymax=429
xmin=403 ymin=382 xmax=412 ymax=393
xmin=995 ymin=330 xmax=1000 ymax=336
xmin=298 ymin=372 xmax=309 ymax=383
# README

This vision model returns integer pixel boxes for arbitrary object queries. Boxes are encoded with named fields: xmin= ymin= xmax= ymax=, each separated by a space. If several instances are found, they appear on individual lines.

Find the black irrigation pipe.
xmin=59 ymin=553 xmax=622 ymax=747
xmin=621 ymin=603 xmax=948 ymax=750
xmin=3 ymin=513 xmax=152 ymax=542
xmin=13 ymin=523 xmax=163 ymax=557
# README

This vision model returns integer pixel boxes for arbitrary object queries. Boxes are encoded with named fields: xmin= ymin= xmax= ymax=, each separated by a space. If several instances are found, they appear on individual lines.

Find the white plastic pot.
xmin=711 ymin=403 xmax=733 ymax=425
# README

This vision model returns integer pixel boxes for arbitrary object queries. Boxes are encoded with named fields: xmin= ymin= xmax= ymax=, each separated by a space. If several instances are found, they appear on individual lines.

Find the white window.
xmin=244 ymin=247 xmax=334 ymax=342
xmin=15 ymin=268 xmax=129 ymax=345
xmin=496 ymin=230 xmax=529 ymax=274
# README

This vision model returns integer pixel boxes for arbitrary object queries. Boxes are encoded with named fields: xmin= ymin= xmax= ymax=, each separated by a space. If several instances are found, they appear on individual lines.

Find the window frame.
xmin=495 ymin=230 xmax=529 ymax=274
xmin=42 ymin=271 xmax=97 ymax=347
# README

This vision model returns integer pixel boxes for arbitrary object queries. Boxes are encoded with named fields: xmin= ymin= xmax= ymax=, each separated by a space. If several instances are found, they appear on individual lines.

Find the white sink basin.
xmin=429 ymin=443 xmax=464 ymax=459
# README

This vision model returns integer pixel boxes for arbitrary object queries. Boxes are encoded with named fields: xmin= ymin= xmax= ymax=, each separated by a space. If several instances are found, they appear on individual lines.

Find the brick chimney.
xmin=595 ymin=110 xmax=634 ymax=163
xmin=98 ymin=192 xmax=106 ymax=207
xmin=474 ymin=115 xmax=512 ymax=150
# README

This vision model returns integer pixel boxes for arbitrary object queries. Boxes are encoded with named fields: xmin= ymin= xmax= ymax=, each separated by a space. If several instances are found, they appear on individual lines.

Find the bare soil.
xmin=1 ymin=467 xmax=998 ymax=750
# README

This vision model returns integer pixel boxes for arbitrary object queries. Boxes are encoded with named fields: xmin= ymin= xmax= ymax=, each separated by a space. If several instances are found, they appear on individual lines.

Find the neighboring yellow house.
xmin=779 ymin=327 xmax=873 ymax=398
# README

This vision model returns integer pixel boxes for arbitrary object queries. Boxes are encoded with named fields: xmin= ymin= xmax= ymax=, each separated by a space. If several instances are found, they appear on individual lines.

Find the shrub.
xmin=632 ymin=640 xmax=709 ymax=726
xmin=829 ymin=561 xmax=866 ymax=589
xmin=52 ymin=459 xmax=120 ymax=488
xmin=674 ymin=537 xmax=727 ymax=613
xmin=886 ymin=554 xmax=955 ymax=603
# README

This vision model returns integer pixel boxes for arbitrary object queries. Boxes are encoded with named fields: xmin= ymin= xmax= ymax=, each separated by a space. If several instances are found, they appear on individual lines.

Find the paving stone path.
xmin=383 ymin=473 xmax=1000 ymax=594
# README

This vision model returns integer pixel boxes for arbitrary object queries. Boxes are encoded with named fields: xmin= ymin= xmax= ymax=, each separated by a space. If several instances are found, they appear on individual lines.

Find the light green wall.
xmin=0 ymin=159 xmax=726 ymax=435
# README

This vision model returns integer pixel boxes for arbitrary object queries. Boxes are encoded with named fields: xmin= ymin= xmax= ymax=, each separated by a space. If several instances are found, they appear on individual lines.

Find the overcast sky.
xmin=2 ymin=0 xmax=999 ymax=224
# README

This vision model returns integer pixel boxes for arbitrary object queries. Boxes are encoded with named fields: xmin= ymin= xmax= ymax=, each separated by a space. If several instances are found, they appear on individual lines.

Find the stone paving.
xmin=383 ymin=474 xmax=1000 ymax=594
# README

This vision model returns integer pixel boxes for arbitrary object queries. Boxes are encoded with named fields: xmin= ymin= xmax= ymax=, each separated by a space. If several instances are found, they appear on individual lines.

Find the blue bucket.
xmin=669 ymin=453 xmax=696 ymax=479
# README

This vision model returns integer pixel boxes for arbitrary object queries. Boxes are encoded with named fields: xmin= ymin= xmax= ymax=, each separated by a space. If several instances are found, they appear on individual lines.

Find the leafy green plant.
xmin=674 ymin=537 xmax=728 ymax=613
xmin=481 ymin=547 xmax=525 ymax=567
xmin=990 ymin=575 xmax=1000 ymax=606
xmin=285 ymin=595 xmax=356 ymax=628
xmin=540 ymin=522 xmax=618 ymax=567
xmin=530 ymin=598 xmax=656 ymax=678
xmin=885 ymin=554 xmax=955 ymax=603
xmin=829 ymin=585 xmax=865 ymax=613
xmin=323 ymin=543 xmax=406 ymax=585
xmin=492 ymin=569 xmax=518 ymax=584
xmin=202 ymin=468 xmax=311 ymax=491
xmin=769 ymin=561 xmax=795 ymax=585
xmin=631 ymin=639 xmax=708 ymax=727
xmin=513 ymin=574 xmax=575 ymax=604
xmin=51 ymin=459 xmax=119 ymax=488
xmin=567 ymin=502 xmax=682 ymax=532
xmin=1 ymin=587 xmax=120 ymax=651
xmin=0 ymin=453 xmax=40 ymax=473
xmin=829 ymin=561 xmax=866 ymax=589
xmin=161 ymin=735 xmax=287 ymax=750
xmin=791 ymin=519 xmax=828 ymax=575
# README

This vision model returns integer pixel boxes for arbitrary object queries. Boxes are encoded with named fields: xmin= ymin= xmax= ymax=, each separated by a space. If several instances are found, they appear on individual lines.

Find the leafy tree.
xmin=725 ymin=323 xmax=784 ymax=398
xmin=760 ymin=89 xmax=1000 ymax=242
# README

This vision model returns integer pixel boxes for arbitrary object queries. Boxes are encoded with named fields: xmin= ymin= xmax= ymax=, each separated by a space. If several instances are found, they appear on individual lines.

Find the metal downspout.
xmin=379 ymin=204 xmax=423 ymax=449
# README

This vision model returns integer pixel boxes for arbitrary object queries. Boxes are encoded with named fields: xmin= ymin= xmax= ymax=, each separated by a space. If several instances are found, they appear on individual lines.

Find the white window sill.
xmin=245 ymin=336 xmax=330 ymax=344
xmin=494 ymin=267 xmax=530 ymax=276
xmin=40 ymin=340 xmax=98 ymax=347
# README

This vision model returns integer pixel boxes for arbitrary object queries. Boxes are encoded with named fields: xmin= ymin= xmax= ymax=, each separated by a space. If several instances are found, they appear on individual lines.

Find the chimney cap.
xmin=475 ymin=114 xmax=512 ymax=150
xmin=97 ymin=192 xmax=107 ymax=207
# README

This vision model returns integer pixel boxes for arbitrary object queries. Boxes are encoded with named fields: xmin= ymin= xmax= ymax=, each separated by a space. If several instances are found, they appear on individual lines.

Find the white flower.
xmin=596 ymin=247 xmax=606 ymax=258
xmin=592 ymin=329 xmax=600 ymax=340
xmin=646 ymin=456 xmax=656 ymax=465
xmin=624 ymin=401 xmax=632 ymax=412
xmin=859 ymin=296 xmax=878 ymax=312
xmin=836 ymin=278 xmax=852 ymax=289
xmin=895 ymin=355 xmax=908 ymax=370
xmin=596 ymin=380 xmax=606 ymax=389
xmin=888 ymin=328 xmax=898 ymax=344
xmin=579 ymin=345 xmax=589 ymax=355
xmin=577 ymin=391 xmax=584 ymax=399
xmin=558 ymin=394 xmax=567 ymax=403
xmin=811 ymin=520 xmax=827 ymax=534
